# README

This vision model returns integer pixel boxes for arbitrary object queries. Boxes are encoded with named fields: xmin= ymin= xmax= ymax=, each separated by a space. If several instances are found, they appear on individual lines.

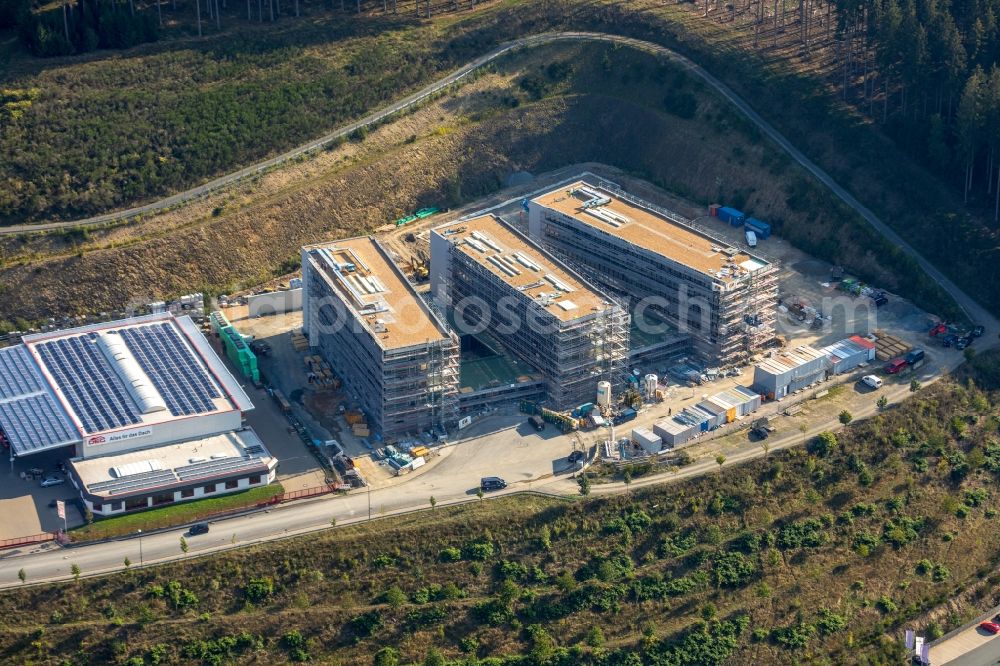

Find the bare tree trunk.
xmin=215 ymin=0 xmax=221 ymax=29
xmin=295 ymin=0 xmax=299 ymax=15
xmin=270 ymin=0 xmax=274 ymax=21
xmin=994 ymin=164 xmax=999 ymax=222
xmin=157 ymin=0 xmax=162 ymax=26
xmin=275 ymin=0 xmax=280 ymax=16
xmin=129 ymin=0 xmax=135 ymax=16
xmin=62 ymin=0 xmax=69 ymax=42
xmin=357 ymin=0 xmax=361 ymax=12
xmin=259 ymin=0 xmax=263 ymax=21
xmin=248 ymin=0 xmax=251 ymax=20
xmin=196 ymin=0 xmax=202 ymax=35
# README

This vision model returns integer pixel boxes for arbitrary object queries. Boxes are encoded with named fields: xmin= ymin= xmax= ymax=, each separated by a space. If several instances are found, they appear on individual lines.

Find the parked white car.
xmin=39 ymin=477 xmax=65 ymax=488
xmin=861 ymin=375 xmax=883 ymax=389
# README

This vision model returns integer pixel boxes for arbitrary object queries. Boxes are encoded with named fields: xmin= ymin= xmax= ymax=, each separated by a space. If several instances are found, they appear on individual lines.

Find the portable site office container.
xmin=632 ymin=427 xmax=663 ymax=454
xmin=730 ymin=385 xmax=763 ymax=414
xmin=707 ymin=392 xmax=740 ymax=423
xmin=717 ymin=207 xmax=745 ymax=226
xmin=654 ymin=417 xmax=698 ymax=447
xmin=744 ymin=217 xmax=772 ymax=239
xmin=696 ymin=400 xmax=728 ymax=429
xmin=821 ymin=336 xmax=876 ymax=375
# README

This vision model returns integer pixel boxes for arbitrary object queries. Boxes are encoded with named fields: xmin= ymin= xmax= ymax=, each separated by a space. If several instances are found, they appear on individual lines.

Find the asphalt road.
xmin=939 ymin=636 xmax=1000 ymax=666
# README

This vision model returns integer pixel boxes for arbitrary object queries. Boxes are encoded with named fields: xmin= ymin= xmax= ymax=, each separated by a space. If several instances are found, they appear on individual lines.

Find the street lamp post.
xmin=137 ymin=529 xmax=143 ymax=566
xmin=367 ymin=484 xmax=372 ymax=521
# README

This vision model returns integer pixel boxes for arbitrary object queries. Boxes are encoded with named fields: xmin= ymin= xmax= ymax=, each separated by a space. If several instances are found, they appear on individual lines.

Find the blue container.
xmin=717 ymin=206 xmax=745 ymax=226
xmin=615 ymin=408 xmax=637 ymax=425
xmin=745 ymin=217 xmax=771 ymax=239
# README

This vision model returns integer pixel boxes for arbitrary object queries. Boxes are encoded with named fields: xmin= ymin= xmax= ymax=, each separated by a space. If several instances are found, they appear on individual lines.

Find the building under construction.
xmin=301 ymin=236 xmax=459 ymax=439
xmin=430 ymin=214 xmax=629 ymax=410
xmin=528 ymin=180 xmax=778 ymax=366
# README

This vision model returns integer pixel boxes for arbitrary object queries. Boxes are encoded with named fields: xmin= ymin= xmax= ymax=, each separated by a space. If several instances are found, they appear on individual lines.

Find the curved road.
xmin=6 ymin=31 xmax=990 ymax=325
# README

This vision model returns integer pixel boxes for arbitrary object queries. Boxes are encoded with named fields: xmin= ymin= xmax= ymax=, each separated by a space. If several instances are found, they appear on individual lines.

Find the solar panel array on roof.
xmin=35 ymin=335 xmax=142 ymax=434
xmin=88 ymin=468 xmax=179 ymax=495
xmin=117 ymin=323 xmax=221 ymax=416
xmin=0 ymin=393 xmax=80 ymax=454
xmin=174 ymin=456 xmax=266 ymax=482
xmin=0 ymin=346 xmax=45 ymax=399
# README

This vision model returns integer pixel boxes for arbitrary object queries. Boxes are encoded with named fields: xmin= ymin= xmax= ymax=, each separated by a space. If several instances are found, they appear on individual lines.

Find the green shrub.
xmin=244 ymin=577 xmax=274 ymax=604
xmin=438 ymin=547 xmax=461 ymax=562
xmin=349 ymin=611 xmax=384 ymax=639
xmin=875 ymin=595 xmax=898 ymax=614
xmin=463 ymin=540 xmax=495 ymax=561
xmin=816 ymin=608 xmax=848 ymax=635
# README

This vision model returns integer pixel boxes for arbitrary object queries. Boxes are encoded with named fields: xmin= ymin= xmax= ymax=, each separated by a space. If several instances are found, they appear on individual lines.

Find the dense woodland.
xmin=5 ymin=352 xmax=1000 ymax=663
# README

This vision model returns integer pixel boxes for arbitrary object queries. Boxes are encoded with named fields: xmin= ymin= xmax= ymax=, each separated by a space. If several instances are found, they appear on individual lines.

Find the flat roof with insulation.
xmin=305 ymin=236 xmax=449 ymax=350
xmin=71 ymin=428 xmax=274 ymax=499
xmin=532 ymin=181 xmax=769 ymax=282
xmin=439 ymin=215 xmax=614 ymax=322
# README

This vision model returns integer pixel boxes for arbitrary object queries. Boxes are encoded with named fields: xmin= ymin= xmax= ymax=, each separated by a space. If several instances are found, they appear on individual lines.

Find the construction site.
xmin=202 ymin=169 xmax=958 ymax=466
xmin=300 ymin=236 xmax=460 ymax=440
xmin=430 ymin=214 xmax=629 ymax=410
xmin=527 ymin=180 xmax=779 ymax=367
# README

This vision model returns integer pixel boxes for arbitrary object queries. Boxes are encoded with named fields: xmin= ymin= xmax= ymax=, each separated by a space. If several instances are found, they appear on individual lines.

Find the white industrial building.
xmin=751 ymin=345 xmax=830 ymax=400
xmin=820 ymin=335 xmax=876 ymax=374
xmin=0 ymin=312 xmax=276 ymax=516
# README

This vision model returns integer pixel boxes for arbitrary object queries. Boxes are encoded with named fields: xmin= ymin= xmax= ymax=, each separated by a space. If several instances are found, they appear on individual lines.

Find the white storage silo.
xmin=644 ymin=374 xmax=658 ymax=399
xmin=597 ymin=380 xmax=612 ymax=408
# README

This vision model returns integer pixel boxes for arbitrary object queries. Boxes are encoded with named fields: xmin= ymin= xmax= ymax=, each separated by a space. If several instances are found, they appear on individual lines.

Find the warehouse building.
xmin=528 ymin=180 xmax=778 ymax=366
xmin=752 ymin=345 xmax=830 ymax=400
xmin=0 ymin=312 xmax=276 ymax=515
xmin=430 ymin=214 xmax=630 ymax=410
xmin=820 ymin=335 xmax=876 ymax=374
xmin=302 ymin=236 xmax=459 ymax=439
xmin=68 ymin=428 xmax=275 ymax=516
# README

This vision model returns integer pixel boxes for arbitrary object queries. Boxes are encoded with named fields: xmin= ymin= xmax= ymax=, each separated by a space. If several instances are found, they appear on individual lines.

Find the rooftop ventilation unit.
xmin=465 ymin=238 xmax=487 ymax=253
xmin=544 ymin=274 xmax=575 ymax=293
xmin=487 ymin=255 xmax=519 ymax=277
xmin=472 ymin=231 xmax=502 ymax=251
xmin=514 ymin=252 xmax=541 ymax=271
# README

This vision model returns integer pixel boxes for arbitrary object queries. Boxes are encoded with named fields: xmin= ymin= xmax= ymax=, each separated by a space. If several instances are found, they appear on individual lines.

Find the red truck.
xmin=884 ymin=358 xmax=908 ymax=374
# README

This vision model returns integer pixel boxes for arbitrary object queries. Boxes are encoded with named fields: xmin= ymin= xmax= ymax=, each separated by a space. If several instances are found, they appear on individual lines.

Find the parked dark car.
xmin=188 ymin=522 xmax=210 ymax=536
xmin=528 ymin=415 xmax=545 ymax=432
xmin=905 ymin=348 xmax=925 ymax=365
xmin=480 ymin=477 xmax=507 ymax=492
xmin=941 ymin=334 xmax=959 ymax=348
xmin=972 ymin=325 xmax=985 ymax=338
xmin=567 ymin=450 xmax=585 ymax=464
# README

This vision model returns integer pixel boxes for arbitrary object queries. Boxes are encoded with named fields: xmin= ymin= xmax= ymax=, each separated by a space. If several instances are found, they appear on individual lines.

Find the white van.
xmin=745 ymin=229 xmax=758 ymax=247
xmin=861 ymin=375 xmax=883 ymax=389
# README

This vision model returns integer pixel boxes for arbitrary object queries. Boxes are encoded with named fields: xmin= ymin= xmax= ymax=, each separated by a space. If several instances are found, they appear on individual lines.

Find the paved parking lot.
xmin=0 ymin=448 xmax=83 ymax=540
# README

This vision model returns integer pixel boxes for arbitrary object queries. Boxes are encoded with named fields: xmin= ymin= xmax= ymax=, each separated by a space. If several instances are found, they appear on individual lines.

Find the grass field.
xmin=5 ymin=352 xmax=1000 ymax=663
xmin=69 ymin=484 xmax=284 ymax=541
xmin=0 ymin=40 xmax=960 ymax=330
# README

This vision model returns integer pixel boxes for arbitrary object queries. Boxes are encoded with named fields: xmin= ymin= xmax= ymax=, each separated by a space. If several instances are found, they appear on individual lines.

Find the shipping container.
xmin=631 ymin=427 xmax=663 ymax=454
xmin=708 ymin=204 xmax=721 ymax=217
xmin=614 ymin=408 xmax=637 ymax=425
xmin=744 ymin=217 xmax=772 ymax=239
xmin=717 ymin=207 xmax=745 ymax=226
